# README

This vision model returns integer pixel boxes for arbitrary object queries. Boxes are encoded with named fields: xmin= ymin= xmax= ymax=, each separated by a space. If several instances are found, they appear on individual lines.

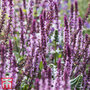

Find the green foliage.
xmin=39 ymin=61 xmax=44 ymax=70
xmin=33 ymin=6 xmax=43 ymax=18
xmin=70 ymin=74 xmax=83 ymax=90
xmin=78 ymin=0 xmax=89 ymax=18
xmin=18 ymin=56 xmax=25 ymax=63
xmin=54 ymin=30 xmax=59 ymax=42
xmin=13 ymin=36 xmax=20 ymax=59
xmin=20 ymin=81 xmax=29 ymax=90
xmin=22 ymin=9 xmax=27 ymax=13
xmin=83 ymin=29 xmax=90 ymax=35
xmin=58 ymin=53 xmax=62 ymax=58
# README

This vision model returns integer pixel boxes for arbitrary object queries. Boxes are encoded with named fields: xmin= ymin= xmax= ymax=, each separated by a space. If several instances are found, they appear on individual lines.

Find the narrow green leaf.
xmin=39 ymin=61 xmax=44 ymax=70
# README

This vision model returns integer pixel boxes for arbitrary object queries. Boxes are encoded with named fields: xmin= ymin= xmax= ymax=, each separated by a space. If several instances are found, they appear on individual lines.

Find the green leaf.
xmin=18 ymin=56 xmax=24 ymax=63
xmin=13 ymin=37 xmax=17 ymax=41
xmin=83 ymin=29 xmax=90 ymax=35
xmin=54 ymin=30 xmax=58 ymax=42
xmin=23 ymin=9 xmax=27 ymax=13
xmin=70 ymin=74 xmax=83 ymax=89
xmin=39 ymin=61 xmax=43 ymax=70
xmin=58 ymin=53 xmax=62 ymax=58
xmin=85 ymin=29 xmax=90 ymax=35
xmin=33 ymin=6 xmax=37 ymax=17
xmin=20 ymin=81 xmax=29 ymax=90
xmin=5 ymin=14 xmax=10 ymax=20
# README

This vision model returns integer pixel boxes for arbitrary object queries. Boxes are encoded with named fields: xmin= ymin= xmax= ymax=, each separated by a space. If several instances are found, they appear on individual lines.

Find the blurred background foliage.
xmin=0 ymin=0 xmax=89 ymax=20
xmin=0 ymin=0 xmax=89 ymax=16
xmin=0 ymin=0 xmax=90 ymax=33
xmin=78 ymin=0 xmax=89 ymax=18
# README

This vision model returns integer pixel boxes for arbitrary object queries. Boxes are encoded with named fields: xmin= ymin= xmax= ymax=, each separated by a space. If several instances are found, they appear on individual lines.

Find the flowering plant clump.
xmin=0 ymin=0 xmax=90 ymax=90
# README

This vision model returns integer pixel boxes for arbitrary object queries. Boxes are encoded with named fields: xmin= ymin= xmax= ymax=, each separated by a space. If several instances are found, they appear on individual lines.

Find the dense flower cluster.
xmin=0 ymin=0 xmax=90 ymax=90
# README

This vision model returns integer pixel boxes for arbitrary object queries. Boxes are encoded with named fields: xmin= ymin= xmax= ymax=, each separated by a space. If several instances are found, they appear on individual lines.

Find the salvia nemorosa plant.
xmin=0 ymin=0 xmax=7 ymax=32
xmin=0 ymin=0 xmax=90 ymax=90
